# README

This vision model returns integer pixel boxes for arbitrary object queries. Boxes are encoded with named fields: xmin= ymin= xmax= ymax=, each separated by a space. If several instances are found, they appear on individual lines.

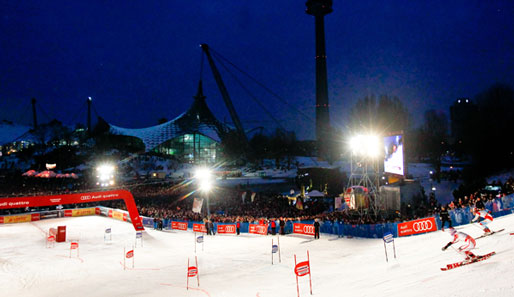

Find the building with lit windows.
xmin=108 ymin=82 xmax=227 ymax=164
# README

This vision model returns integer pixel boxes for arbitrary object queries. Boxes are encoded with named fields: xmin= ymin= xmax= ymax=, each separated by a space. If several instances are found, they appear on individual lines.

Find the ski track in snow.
xmin=0 ymin=215 xmax=513 ymax=296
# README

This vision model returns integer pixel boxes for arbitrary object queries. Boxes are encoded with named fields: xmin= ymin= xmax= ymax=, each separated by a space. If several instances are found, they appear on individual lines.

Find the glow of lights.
xmin=96 ymin=164 xmax=115 ymax=185
xmin=432 ymin=187 xmax=437 ymax=191
xmin=195 ymin=167 xmax=213 ymax=193
xmin=195 ymin=167 xmax=212 ymax=181
xmin=349 ymin=134 xmax=380 ymax=157
xmin=199 ymin=180 xmax=212 ymax=193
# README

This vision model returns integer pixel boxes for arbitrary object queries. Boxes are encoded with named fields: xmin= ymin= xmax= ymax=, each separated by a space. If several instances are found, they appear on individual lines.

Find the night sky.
xmin=1 ymin=1 xmax=513 ymax=140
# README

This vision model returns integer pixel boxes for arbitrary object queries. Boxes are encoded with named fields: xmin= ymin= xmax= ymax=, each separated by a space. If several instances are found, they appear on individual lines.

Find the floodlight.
xmin=195 ymin=167 xmax=212 ymax=181
xmin=349 ymin=134 xmax=380 ymax=157
xmin=96 ymin=164 xmax=115 ymax=187
xmin=199 ymin=180 xmax=212 ymax=193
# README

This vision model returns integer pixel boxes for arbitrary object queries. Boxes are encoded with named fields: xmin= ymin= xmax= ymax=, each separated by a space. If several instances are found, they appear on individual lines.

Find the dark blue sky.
xmin=1 ymin=1 xmax=513 ymax=139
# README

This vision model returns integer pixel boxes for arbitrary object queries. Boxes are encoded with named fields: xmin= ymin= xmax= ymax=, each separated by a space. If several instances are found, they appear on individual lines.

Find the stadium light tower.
xmin=346 ymin=133 xmax=382 ymax=218
xmin=195 ymin=167 xmax=213 ymax=217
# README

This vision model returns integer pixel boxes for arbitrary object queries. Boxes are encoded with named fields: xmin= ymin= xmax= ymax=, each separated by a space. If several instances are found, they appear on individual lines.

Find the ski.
xmin=474 ymin=229 xmax=505 ymax=240
xmin=441 ymin=252 xmax=495 ymax=271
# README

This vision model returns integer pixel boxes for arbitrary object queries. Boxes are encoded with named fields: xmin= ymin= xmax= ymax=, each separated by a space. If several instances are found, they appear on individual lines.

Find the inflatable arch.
xmin=0 ymin=189 xmax=144 ymax=231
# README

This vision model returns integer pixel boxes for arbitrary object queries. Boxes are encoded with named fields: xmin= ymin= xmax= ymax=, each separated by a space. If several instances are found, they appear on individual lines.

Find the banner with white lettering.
xmin=293 ymin=223 xmax=315 ymax=236
xmin=217 ymin=224 xmax=236 ymax=234
xmin=249 ymin=224 xmax=268 ymax=235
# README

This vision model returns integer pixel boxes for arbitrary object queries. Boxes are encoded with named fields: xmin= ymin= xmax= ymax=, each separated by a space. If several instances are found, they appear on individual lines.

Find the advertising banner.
xmin=2 ymin=214 xmax=32 ymax=224
xmin=397 ymin=217 xmax=437 ymax=236
xmin=193 ymin=223 xmax=207 ymax=233
xmin=64 ymin=210 xmax=73 ymax=217
xmin=217 ymin=224 xmax=236 ymax=234
xmin=172 ymin=221 xmax=188 ymax=231
xmin=71 ymin=208 xmax=96 ymax=217
xmin=0 ymin=216 xmax=3 ymax=224
xmin=249 ymin=224 xmax=268 ymax=235
xmin=40 ymin=211 xmax=59 ymax=219
xmin=112 ymin=210 xmax=126 ymax=221
xmin=31 ymin=213 xmax=40 ymax=221
xmin=0 ymin=189 xmax=144 ymax=231
xmin=293 ymin=223 xmax=315 ymax=236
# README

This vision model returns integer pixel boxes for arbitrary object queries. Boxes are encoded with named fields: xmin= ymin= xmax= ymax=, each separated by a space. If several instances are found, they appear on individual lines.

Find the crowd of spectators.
xmin=2 ymin=170 xmax=514 ymax=229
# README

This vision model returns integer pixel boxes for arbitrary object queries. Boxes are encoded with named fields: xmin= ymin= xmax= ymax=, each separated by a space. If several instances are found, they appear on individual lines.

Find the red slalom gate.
xmin=70 ymin=241 xmax=79 ymax=258
xmin=171 ymin=221 xmax=188 ymax=231
xmin=294 ymin=250 xmax=312 ymax=297
xmin=186 ymin=256 xmax=200 ymax=290
xmin=124 ymin=247 xmax=134 ymax=269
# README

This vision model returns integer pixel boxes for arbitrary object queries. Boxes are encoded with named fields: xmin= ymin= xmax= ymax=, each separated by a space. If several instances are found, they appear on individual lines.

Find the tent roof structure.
xmin=108 ymin=81 xmax=227 ymax=151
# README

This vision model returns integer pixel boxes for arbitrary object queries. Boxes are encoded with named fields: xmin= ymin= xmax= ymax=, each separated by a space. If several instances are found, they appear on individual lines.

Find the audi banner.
xmin=217 ymin=224 xmax=236 ymax=234
xmin=293 ymin=223 xmax=315 ymax=236
xmin=193 ymin=223 xmax=207 ymax=233
xmin=172 ymin=221 xmax=188 ymax=231
xmin=249 ymin=224 xmax=268 ymax=235
xmin=397 ymin=217 xmax=437 ymax=236
xmin=0 ymin=190 xmax=145 ymax=231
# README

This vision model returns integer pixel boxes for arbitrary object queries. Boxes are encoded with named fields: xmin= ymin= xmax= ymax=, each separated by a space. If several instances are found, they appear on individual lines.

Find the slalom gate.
xmin=124 ymin=246 xmax=135 ymax=270
xmin=186 ymin=256 xmax=200 ymax=290
xmin=383 ymin=232 xmax=396 ymax=262
xmin=69 ymin=240 xmax=79 ymax=258
xmin=294 ymin=251 xmax=312 ymax=297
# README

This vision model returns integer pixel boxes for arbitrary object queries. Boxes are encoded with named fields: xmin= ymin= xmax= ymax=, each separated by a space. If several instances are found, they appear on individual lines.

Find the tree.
xmin=420 ymin=109 xmax=449 ymax=163
xmin=471 ymin=84 xmax=514 ymax=173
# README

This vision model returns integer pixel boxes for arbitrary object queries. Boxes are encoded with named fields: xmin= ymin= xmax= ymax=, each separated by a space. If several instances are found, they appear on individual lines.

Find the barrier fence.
xmin=1 ymin=193 xmax=513 ymax=239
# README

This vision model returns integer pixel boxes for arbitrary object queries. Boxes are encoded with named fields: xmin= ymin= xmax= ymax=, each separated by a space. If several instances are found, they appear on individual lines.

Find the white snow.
xmin=1 ymin=214 xmax=514 ymax=297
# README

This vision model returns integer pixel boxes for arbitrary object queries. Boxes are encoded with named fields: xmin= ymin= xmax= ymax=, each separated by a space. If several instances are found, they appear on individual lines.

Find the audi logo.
xmin=256 ymin=226 xmax=266 ymax=232
xmin=303 ymin=226 xmax=315 ymax=234
xmin=225 ymin=226 xmax=235 ymax=232
xmin=413 ymin=220 xmax=433 ymax=232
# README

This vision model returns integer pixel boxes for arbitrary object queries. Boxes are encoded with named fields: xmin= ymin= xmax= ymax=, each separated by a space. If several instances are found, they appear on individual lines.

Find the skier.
xmin=442 ymin=228 xmax=477 ymax=262
xmin=471 ymin=208 xmax=493 ymax=235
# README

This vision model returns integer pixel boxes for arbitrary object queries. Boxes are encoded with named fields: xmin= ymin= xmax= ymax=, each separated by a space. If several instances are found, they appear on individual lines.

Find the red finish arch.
xmin=0 ymin=189 xmax=144 ymax=231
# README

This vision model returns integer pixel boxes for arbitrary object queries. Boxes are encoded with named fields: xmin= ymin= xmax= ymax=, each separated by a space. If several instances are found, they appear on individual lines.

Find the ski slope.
xmin=1 ymin=214 xmax=513 ymax=297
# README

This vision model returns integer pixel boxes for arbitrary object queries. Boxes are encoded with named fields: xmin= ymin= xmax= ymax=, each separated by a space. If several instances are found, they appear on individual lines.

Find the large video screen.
xmin=384 ymin=134 xmax=404 ymax=176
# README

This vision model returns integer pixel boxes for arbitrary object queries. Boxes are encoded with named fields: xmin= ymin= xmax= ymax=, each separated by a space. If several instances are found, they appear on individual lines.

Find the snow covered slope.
xmin=1 ymin=214 xmax=513 ymax=297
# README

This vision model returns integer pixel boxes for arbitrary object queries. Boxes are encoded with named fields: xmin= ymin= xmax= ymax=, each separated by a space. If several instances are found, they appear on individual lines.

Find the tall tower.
xmin=306 ymin=0 xmax=332 ymax=159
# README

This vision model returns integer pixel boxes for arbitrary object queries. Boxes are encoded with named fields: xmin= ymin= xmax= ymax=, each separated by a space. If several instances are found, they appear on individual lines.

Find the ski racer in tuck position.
xmin=442 ymin=228 xmax=477 ymax=262
xmin=471 ymin=208 xmax=493 ymax=235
